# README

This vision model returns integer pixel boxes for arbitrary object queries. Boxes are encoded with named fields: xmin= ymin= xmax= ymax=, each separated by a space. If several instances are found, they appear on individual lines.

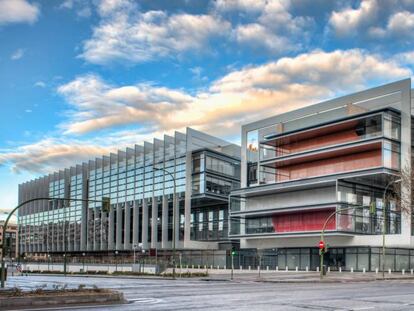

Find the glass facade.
xmin=19 ymin=130 xmax=241 ymax=254
xmin=248 ymin=111 xmax=402 ymax=185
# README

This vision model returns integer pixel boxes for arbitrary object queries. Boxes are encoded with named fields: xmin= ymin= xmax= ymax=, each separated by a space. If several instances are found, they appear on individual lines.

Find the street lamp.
xmin=133 ymin=244 xmax=137 ymax=264
xmin=1 ymin=196 xmax=111 ymax=288
xmin=153 ymin=166 xmax=177 ymax=280
xmin=82 ymin=252 xmax=86 ymax=273
xmin=382 ymin=178 xmax=401 ymax=279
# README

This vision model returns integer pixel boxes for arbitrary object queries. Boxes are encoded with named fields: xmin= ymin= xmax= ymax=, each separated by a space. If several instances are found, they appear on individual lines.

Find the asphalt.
xmin=5 ymin=274 xmax=414 ymax=310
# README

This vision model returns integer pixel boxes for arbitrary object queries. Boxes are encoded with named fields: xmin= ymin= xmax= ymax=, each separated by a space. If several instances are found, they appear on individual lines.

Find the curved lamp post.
xmin=153 ymin=166 xmax=177 ymax=280
xmin=0 ymin=197 xmax=110 ymax=288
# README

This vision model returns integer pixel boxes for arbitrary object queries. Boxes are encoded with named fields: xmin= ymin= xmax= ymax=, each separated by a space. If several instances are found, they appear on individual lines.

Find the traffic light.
xmin=370 ymin=201 xmax=376 ymax=214
xmin=102 ymin=197 xmax=111 ymax=213
xmin=231 ymin=246 xmax=237 ymax=256
xmin=319 ymin=240 xmax=326 ymax=256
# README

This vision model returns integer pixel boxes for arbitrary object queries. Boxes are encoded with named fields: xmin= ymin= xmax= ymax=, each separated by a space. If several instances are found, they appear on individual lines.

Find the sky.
xmin=1 ymin=0 xmax=414 ymax=213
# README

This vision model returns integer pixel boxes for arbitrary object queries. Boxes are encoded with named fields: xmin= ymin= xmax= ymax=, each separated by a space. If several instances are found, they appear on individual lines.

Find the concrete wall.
xmin=243 ymin=186 xmax=336 ymax=213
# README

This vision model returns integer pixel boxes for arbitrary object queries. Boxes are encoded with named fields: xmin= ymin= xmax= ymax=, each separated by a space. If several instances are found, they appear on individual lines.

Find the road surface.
xmin=6 ymin=275 xmax=414 ymax=310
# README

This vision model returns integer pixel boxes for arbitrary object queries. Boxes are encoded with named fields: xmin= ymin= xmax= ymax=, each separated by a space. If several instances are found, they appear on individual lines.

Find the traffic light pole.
xmin=0 ymin=197 xmax=110 ymax=288
xmin=153 ymin=167 xmax=177 ymax=280
xmin=319 ymin=205 xmax=366 ymax=279
xmin=231 ymin=252 xmax=234 ymax=280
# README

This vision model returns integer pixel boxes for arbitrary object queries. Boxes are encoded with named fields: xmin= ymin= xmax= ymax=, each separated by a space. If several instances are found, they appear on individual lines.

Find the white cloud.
xmin=59 ymin=0 xmax=92 ymax=18
xmin=0 ymin=138 xmax=114 ymax=174
xmin=34 ymin=81 xmax=46 ymax=88
xmin=81 ymin=0 xmax=231 ymax=64
xmin=10 ymin=48 xmax=24 ymax=60
xmin=60 ymin=49 xmax=411 ymax=137
xmin=329 ymin=0 xmax=378 ymax=37
xmin=0 ymin=129 xmax=164 ymax=174
xmin=329 ymin=0 xmax=414 ymax=42
xmin=0 ymin=0 xmax=39 ymax=25
xmin=229 ymin=0 xmax=313 ymax=54
xmin=235 ymin=23 xmax=299 ymax=53
xmin=2 ymin=48 xmax=410 ymax=174
xmin=214 ymin=0 xmax=267 ymax=13
xmin=81 ymin=0 xmax=316 ymax=64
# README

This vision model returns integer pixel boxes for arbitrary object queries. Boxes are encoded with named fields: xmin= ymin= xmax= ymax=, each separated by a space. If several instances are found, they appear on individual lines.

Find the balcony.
xmin=258 ymin=139 xmax=399 ymax=185
xmin=259 ymin=111 xmax=400 ymax=162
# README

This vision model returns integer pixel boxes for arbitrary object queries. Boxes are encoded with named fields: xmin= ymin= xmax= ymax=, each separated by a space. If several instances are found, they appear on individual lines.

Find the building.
xmin=0 ymin=221 xmax=18 ymax=260
xmin=230 ymin=79 xmax=413 ymax=271
xmin=18 ymin=128 xmax=240 ymax=259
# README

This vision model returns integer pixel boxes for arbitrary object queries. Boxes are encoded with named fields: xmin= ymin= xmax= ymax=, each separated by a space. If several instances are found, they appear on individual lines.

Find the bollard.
xmin=192 ymin=265 xmax=194 ymax=269
xmin=248 ymin=266 xmax=251 ymax=271
xmin=257 ymin=266 xmax=260 ymax=271
xmin=285 ymin=266 xmax=288 ymax=272
xmin=217 ymin=265 xmax=220 ymax=270
xmin=204 ymin=265 xmax=207 ymax=269
xmin=375 ymin=268 xmax=378 ymax=274
xmin=240 ymin=266 xmax=243 ymax=271
xmin=351 ymin=267 xmax=354 ymax=273
xmin=316 ymin=266 xmax=319 ymax=272
xmin=327 ymin=267 xmax=331 ymax=273
xmin=402 ymin=269 xmax=405 ymax=275
xmin=388 ymin=269 xmax=391 ymax=274
xmin=411 ymin=269 xmax=413 ymax=275
xmin=210 ymin=265 xmax=213 ymax=270
xmin=362 ymin=268 xmax=365 ymax=274
xmin=266 ymin=266 xmax=269 ymax=271
xmin=295 ymin=267 xmax=298 ymax=272
xmin=276 ymin=266 xmax=279 ymax=271
xmin=339 ymin=267 xmax=342 ymax=273
xmin=306 ymin=266 xmax=309 ymax=272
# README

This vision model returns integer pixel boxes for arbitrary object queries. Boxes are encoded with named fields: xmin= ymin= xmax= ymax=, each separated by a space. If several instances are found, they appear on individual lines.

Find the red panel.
xmin=277 ymin=149 xmax=382 ymax=181
xmin=271 ymin=209 xmax=336 ymax=233
xmin=285 ymin=129 xmax=360 ymax=154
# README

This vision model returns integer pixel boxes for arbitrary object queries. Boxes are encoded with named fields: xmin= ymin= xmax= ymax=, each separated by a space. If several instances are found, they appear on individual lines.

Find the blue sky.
xmin=1 ymin=0 xmax=414 ymax=212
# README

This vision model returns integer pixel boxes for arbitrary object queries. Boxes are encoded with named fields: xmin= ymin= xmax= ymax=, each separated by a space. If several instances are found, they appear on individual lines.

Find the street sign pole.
xmin=231 ymin=252 xmax=234 ymax=280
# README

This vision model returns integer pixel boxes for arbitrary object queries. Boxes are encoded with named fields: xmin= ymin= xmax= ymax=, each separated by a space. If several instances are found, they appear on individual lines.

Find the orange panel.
xmin=277 ymin=149 xmax=382 ymax=181
xmin=278 ymin=129 xmax=360 ymax=155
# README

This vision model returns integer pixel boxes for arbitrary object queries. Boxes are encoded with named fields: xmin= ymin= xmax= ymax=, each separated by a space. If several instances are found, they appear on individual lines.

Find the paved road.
xmin=6 ymin=275 xmax=414 ymax=310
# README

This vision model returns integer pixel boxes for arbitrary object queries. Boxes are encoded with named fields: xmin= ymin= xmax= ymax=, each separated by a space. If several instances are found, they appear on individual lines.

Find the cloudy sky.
xmin=1 ymin=0 xmax=414 ymax=211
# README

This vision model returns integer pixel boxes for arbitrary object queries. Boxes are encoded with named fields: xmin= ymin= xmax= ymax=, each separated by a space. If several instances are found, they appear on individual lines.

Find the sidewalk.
xmin=18 ymin=269 xmax=414 ymax=284
xmin=203 ymin=270 xmax=414 ymax=283
xmin=164 ymin=267 xmax=414 ymax=283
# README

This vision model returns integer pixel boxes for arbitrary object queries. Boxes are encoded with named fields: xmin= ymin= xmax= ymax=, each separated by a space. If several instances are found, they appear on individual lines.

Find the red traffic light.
xmin=319 ymin=240 xmax=325 ymax=249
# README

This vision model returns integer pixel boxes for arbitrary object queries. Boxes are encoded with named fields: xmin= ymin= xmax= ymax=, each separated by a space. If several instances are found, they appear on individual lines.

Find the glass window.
xmin=383 ymin=113 xmax=401 ymax=140
xmin=383 ymin=141 xmax=400 ymax=170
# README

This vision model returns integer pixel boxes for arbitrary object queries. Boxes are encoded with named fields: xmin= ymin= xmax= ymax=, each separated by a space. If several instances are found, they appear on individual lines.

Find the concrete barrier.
xmin=0 ymin=290 xmax=124 ymax=309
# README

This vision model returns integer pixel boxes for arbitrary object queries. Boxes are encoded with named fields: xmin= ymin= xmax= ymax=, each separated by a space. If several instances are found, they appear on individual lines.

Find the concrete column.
xmin=142 ymin=199 xmax=149 ymax=249
xmin=80 ymin=203 xmax=87 ymax=251
xmin=100 ymin=209 xmax=108 ymax=251
xmin=108 ymin=205 xmax=115 ymax=250
xmin=93 ymin=207 xmax=99 ymax=251
xmin=124 ymin=201 xmax=131 ymax=250
xmin=184 ymin=151 xmax=192 ymax=246
xmin=161 ymin=195 xmax=168 ymax=248
xmin=132 ymin=201 xmax=139 ymax=248
xmin=116 ymin=203 xmax=123 ymax=250
xmin=151 ymin=196 xmax=158 ymax=248
xmin=174 ymin=194 xmax=179 ymax=246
